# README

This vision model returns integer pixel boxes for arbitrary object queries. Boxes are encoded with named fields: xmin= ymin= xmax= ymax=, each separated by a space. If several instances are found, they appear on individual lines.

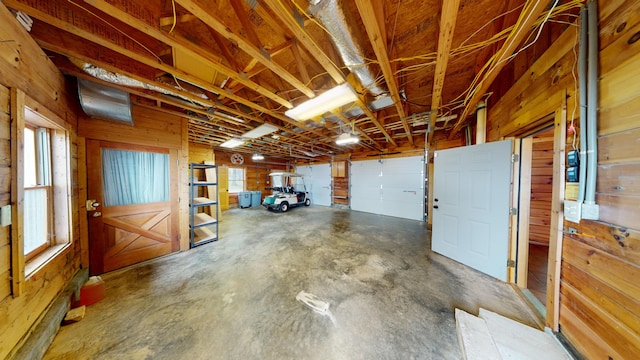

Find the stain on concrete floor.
xmin=44 ymin=206 xmax=538 ymax=360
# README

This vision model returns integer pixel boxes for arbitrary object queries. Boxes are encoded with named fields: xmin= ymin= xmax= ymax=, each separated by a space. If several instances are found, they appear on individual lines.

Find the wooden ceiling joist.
xmin=79 ymin=0 xmax=293 ymax=108
xmin=449 ymin=0 xmax=550 ymax=138
xmin=260 ymin=0 xmax=345 ymax=85
xmin=175 ymin=0 xmax=316 ymax=99
xmin=354 ymin=0 xmax=413 ymax=146
xmin=427 ymin=0 xmax=461 ymax=145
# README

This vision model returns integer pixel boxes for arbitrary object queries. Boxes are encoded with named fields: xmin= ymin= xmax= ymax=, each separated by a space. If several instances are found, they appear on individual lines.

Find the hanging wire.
xmin=169 ymin=0 xmax=177 ymax=34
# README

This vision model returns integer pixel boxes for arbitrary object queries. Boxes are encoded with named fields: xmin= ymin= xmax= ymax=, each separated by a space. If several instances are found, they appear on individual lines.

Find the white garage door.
xmin=351 ymin=156 xmax=425 ymax=221
xmin=296 ymin=164 xmax=332 ymax=206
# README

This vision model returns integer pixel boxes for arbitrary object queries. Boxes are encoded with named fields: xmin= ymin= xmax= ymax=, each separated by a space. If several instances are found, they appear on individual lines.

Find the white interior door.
xmin=432 ymin=140 xmax=513 ymax=280
xmin=295 ymin=164 xmax=331 ymax=206
xmin=351 ymin=156 xmax=424 ymax=221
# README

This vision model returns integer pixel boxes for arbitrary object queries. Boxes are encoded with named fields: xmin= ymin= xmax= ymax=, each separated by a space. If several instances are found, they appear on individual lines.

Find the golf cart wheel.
xmin=304 ymin=198 xmax=311 ymax=206
xmin=280 ymin=202 xmax=289 ymax=212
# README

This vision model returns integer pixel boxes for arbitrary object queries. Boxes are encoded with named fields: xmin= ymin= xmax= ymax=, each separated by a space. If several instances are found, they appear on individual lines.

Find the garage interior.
xmin=1 ymin=0 xmax=638 ymax=359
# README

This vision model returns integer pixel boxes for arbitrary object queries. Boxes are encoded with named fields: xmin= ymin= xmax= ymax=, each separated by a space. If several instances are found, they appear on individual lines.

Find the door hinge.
xmin=511 ymin=154 xmax=520 ymax=163
xmin=509 ymin=207 xmax=518 ymax=215
xmin=507 ymin=259 xmax=516 ymax=268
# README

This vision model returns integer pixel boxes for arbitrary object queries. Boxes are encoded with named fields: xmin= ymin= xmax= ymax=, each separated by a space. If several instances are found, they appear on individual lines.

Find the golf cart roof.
xmin=269 ymin=172 xmax=304 ymax=177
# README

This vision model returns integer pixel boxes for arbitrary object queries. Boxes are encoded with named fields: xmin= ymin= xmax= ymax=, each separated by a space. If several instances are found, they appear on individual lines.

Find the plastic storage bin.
xmin=238 ymin=192 xmax=252 ymax=208
xmin=251 ymin=191 xmax=262 ymax=207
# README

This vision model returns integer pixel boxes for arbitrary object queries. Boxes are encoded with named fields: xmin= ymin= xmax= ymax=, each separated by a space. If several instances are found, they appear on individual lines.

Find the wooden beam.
xmin=75 ymin=0 xmax=293 ymax=108
xmin=355 ymin=99 xmax=397 ymax=147
xmin=10 ymin=1 xmax=342 ymax=147
xmin=449 ymin=0 xmax=550 ymax=137
xmin=260 ymin=0 xmax=345 ymax=84
xmin=158 ymin=14 xmax=198 ymax=27
xmin=547 ymin=104 xmax=567 ymax=331
xmin=427 ymin=0 xmax=460 ymax=146
xmin=175 ymin=0 xmax=315 ymax=99
xmin=354 ymin=0 xmax=413 ymax=145
xmin=229 ymin=0 xmax=263 ymax=50
xmin=291 ymin=38 xmax=311 ymax=85
xmin=209 ymin=29 xmax=242 ymax=72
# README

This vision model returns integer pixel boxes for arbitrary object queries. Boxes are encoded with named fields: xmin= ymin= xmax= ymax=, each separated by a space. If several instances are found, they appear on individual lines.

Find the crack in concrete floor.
xmin=44 ymin=206 xmax=538 ymax=360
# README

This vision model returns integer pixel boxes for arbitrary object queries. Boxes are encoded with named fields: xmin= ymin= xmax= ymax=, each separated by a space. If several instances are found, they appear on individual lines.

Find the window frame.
xmin=23 ymin=125 xmax=55 ymax=261
xmin=228 ymin=167 xmax=245 ymax=193
xmin=11 ymin=89 xmax=73 ymax=296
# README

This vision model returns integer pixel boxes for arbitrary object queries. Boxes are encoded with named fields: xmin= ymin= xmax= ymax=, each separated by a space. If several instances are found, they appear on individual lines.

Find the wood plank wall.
xmin=488 ymin=0 xmax=640 ymax=357
xmin=529 ymin=129 xmax=554 ymax=245
xmin=0 ymin=4 xmax=81 ymax=359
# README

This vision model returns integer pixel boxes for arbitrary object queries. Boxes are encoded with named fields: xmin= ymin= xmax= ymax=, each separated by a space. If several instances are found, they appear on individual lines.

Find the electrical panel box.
xmin=567 ymin=149 xmax=579 ymax=167
xmin=567 ymin=167 xmax=579 ymax=182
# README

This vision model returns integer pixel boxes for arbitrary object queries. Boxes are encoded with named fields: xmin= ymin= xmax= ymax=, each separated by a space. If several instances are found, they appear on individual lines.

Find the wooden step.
xmin=478 ymin=308 xmax=571 ymax=360
xmin=455 ymin=309 xmax=503 ymax=360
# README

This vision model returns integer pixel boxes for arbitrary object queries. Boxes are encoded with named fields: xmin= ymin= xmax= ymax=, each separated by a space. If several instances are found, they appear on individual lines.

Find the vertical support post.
xmin=546 ymin=103 xmax=567 ymax=330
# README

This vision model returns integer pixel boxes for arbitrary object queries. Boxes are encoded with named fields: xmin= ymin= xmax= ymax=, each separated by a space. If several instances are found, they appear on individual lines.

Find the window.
xmin=228 ymin=168 xmax=245 ymax=193
xmin=11 ymin=90 xmax=72 ymax=290
xmin=23 ymin=126 xmax=53 ymax=260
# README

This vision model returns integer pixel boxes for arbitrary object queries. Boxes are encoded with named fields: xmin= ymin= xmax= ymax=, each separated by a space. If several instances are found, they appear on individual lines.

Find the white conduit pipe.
xmin=475 ymin=100 xmax=487 ymax=144
xmin=585 ymin=0 xmax=599 ymax=205
xmin=577 ymin=5 xmax=588 ymax=204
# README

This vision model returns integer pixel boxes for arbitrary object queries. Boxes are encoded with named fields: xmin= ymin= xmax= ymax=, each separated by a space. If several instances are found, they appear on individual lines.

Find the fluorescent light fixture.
xmin=252 ymin=153 xmax=264 ymax=161
xmin=285 ymin=83 xmax=358 ymax=121
xmin=335 ymin=132 xmax=359 ymax=145
xmin=242 ymin=123 xmax=278 ymax=139
xmin=220 ymin=138 xmax=245 ymax=148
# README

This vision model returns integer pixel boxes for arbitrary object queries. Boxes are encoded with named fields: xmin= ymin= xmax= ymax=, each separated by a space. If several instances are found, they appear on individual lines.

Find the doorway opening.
xmin=516 ymin=123 xmax=555 ymax=316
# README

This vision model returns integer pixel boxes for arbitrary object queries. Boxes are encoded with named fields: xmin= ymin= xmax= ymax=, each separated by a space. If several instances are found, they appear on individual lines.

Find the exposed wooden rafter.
xmin=260 ymin=0 xmax=345 ymax=85
xmin=449 ymin=0 xmax=550 ymax=138
xmin=175 ymin=0 xmax=316 ymax=98
xmin=79 ymin=0 xmax=293 ymax=108
xmin=427 ymin=0 xmax=461 ymax=145
xmin=354 ymin=0 xmax=413 ymax=145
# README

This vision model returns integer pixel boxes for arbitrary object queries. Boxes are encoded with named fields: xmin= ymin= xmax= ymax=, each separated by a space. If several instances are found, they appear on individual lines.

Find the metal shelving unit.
xmin=189 ymin=163 xmax=218 ymax=247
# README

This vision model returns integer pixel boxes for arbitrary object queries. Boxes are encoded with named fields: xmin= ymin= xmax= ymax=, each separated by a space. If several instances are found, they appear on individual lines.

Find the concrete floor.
xmin=44 ymin=206 xmax=538 ymax=360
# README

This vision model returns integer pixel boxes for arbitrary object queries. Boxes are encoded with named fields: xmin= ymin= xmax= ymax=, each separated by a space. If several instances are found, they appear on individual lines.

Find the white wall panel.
xmin=295 ymin=164 xmax=332 ymax=206
xmin=351 ymin=156 xmax=424 ymax=221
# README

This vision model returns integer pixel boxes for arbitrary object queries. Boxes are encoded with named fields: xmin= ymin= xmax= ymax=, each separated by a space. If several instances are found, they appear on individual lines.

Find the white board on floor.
xmin=455 ymin=309 xmax=502 ymax=360
xmin=478 ymin=308 xmax=571 ymax=360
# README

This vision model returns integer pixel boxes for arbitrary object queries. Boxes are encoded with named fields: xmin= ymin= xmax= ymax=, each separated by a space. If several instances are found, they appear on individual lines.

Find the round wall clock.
xmin=230 ymin=153 xmax=244 ymax=165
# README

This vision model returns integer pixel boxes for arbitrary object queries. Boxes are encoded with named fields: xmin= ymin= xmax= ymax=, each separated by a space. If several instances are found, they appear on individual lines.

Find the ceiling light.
xmin=285 ymin=83 xmax=358 ymax=121
xmin=220 ymin=138 xmax=245 ymax=148
xmin=252 ymin=153 xmax=264 ymax=161
xmin=242 ymin=123 xmax=278 ymax=139
xmin=336 ymin=132 xmax=359 ymax=145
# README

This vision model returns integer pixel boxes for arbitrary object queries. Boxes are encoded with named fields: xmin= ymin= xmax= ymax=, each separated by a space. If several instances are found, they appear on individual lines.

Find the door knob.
xmin=92 ymin=211 xmax=102 ymax=217
xmin=433 ymin=205 xmax=439 ymax=209
xmin=434 ymin=198 xmax=439 ymax=202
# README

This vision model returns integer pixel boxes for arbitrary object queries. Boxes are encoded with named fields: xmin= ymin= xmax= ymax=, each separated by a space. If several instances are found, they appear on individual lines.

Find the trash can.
xmin=251 ymin=191 xmax=262 ymax=207
xmin=238 ymin=192 xmax=251 ymax=208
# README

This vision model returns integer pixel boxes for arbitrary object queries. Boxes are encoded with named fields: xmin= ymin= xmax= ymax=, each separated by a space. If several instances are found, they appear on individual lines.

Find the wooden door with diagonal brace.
xmin=87 ymin=140 xmax=179 ymax=275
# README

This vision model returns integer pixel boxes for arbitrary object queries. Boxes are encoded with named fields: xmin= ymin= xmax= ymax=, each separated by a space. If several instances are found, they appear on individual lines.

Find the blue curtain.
xmin=102 ymin=149 xmax=169 ymax=206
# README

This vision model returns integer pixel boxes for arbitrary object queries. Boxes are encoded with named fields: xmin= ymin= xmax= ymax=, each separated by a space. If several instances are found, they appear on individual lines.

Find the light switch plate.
xmin=1 ymin=205 xmax=11 ymax=226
